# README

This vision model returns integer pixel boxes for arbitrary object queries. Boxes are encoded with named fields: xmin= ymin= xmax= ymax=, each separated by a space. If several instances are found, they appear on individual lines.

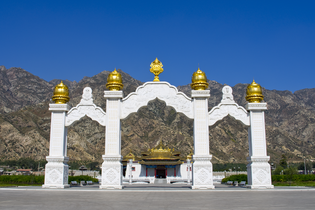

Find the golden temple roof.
xmin=140 ymin=141 xmax=181 ymax=164
xmin=187 ymin=150 xmax=193 ymax=160
xmin=122 ymin=149 xmax=137 ymax=161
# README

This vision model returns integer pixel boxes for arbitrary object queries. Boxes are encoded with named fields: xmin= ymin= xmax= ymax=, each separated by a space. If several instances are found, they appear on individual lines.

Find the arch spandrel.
xmin=121 ymin=82 xmax=193 ymax=119
xmin=65 ymin=87 xmax=106 ymax=127
xmin=208 ymin=86 xmax=250 ymax=126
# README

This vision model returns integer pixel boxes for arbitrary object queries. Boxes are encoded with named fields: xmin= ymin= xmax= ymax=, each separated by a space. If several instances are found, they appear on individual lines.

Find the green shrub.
xmin=272 ymin=174 xmax=315 ymax=182
xmin=68 ymin=175 xmax=98 ymax=184
xmin=0 ymin=175 xmax=99 ymax=185
xmin=0 ymin=175 xmax=44 ymax=184
xmin=221 ymin=174 xmax=247 ymax=183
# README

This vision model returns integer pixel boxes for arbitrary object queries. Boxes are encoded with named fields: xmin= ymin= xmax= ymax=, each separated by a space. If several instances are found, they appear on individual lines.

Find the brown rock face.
xmin=0 ymin=66 xmax=314 ymax=163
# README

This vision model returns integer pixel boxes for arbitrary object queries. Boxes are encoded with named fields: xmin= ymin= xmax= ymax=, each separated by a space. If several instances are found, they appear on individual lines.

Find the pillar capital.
xmin=49 ymin=103 xmax=71 ymax=112
xmin=245 ymin=102 xmax=267 ymax=111
xmin=104 ymin=90 xmax=123 ymax=99
xmin=191 ymin=90 xmax=210 ymax=98
xmin=46 ymin=156 xmax=69 ymax=163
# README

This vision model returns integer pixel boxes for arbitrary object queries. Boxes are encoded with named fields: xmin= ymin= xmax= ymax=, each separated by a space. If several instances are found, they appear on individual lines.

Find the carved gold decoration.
xmin=106 ymin=69 xmax=123 ymax=91
xmin=191 ymin=67 xmax=209 ymax=90
xmin=246 ymin=80 xmax=264 ymax=103
xmin=52 ymin=81 xmax=70 ymax=104
xmin=150 ymin=58 xmax=164 ymax=81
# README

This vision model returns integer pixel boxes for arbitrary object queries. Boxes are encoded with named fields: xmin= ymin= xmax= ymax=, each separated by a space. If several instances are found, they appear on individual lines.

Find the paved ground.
xmin=1 ymin=184 xmax=315 ymax=210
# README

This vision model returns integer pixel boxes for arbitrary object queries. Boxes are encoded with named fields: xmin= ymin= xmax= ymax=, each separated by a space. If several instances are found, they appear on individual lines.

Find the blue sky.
xmin=1 ymin=1 xmax=314 ymax=92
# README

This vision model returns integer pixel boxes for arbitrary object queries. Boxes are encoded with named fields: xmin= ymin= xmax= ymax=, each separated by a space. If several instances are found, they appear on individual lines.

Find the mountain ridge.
xmin=0 ymin=65 xmax=314 ymax=164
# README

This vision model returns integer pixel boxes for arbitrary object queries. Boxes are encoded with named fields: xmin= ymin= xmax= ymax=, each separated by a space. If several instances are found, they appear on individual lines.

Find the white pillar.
xmin=128 ymin=159 xmax=133 ymax=184
xmin=191 ymin=90 xmax=215 ymax=189
xmin=100 ymin=91 xmax=123 ymax=189
xmin=246 ymin=103 xmax=274 ymax=189
xmin=43 ymin=104 xmax=71 ymax=188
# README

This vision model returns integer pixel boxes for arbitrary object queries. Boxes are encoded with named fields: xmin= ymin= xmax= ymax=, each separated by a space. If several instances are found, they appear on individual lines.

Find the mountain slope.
xmin=0 ymin=66 xmax=314 ymax=163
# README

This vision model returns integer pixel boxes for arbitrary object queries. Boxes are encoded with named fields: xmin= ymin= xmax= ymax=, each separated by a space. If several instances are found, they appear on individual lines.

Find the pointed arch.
xmin=208 ymin=86 xmax=250 ymax=126
xmin=65 ymin=87 xmax=106 ymax=126
xmin=121 ymin=82 xmax=193 ymax=119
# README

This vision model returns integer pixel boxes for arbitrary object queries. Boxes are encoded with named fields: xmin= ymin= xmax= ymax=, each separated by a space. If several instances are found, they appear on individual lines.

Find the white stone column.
xmin=246 ymin=103 xmax=274 ymax=189
xmin=43 ymin=104 xmax=71 ymax=188
xmin=100 ymin=91 xmax=123 ymax=189
xmin=191 ymin=90 xmax=215 ymax=189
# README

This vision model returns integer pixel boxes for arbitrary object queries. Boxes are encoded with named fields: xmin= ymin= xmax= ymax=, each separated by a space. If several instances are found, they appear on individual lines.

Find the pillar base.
xmin=99 ymin=155 xmax=123 ymax=190
xmin=246 ymin=185 xmax=274 ymax=189
xmin=43 ymin=156 xmax=69 ymax=189
xmin=247 ymin=156 xmax=273 ymax=189
xmin=192 ymin=155 xmax=215 ymax=190
xmin=99 ymin=185 xmax=124 ymax=189
xmin=191 ymin=185 xmax=215 ymax=190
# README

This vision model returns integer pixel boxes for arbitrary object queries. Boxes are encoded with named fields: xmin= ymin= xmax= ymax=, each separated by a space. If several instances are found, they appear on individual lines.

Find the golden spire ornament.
xmin=52 ymin=81 xmax=70 ymax=104
xmin=150 ymin=58 xmax=164 ymax=81
xmin=246 ymin=80 xmax=264 ymax=103
xmin=106 ymin=68 xmax=124 ymax=91
xmin=191 ymin=67 xmax=209 ymax=90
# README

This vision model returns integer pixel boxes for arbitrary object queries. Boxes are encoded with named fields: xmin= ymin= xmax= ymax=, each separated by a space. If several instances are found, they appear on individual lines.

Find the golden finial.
xmin=150 ymin=58 xmax=164 ymax=81
xmin=52 ymin=81 xmax=70 ymax=104
xmin=246 ymin=80 xmax=264 ymax=103
xmin=191 ymin=67 xmax=209 ymax=90
xmin=106 ymin=68 xmax=123 ymax=91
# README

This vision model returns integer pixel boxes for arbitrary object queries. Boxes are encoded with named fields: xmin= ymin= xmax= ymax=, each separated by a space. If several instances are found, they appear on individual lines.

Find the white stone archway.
xmin=43 ymin=81 xmax=273 ymax=189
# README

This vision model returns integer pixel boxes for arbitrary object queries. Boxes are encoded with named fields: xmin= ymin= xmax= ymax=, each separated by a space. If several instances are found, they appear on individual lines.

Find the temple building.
xmin=122 ymin=141 xmax=192 ymax=181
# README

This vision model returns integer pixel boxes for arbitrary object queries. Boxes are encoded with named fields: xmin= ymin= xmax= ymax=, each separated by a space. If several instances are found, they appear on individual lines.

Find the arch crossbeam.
xmin=121 ymin=82 xmax=193 ymax=119
xmin=65 ymin=87 xmax=106 ymax=126
xmin=208 ymin=86 xmax=249 ymax=126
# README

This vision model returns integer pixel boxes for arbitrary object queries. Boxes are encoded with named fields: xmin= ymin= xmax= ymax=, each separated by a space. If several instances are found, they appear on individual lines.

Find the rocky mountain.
xmin=0 ymin=65 xmax=314 ymax=164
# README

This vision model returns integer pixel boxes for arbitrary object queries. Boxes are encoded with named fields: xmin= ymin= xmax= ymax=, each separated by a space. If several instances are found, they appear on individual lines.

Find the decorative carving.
xmin=221 ymin=86 xmax=234 ymax=103
xmin=193 ymin=166 xmax=212 ymax=185
xmin=121 ymin=82 xmax=193 ymax=119
xmin=45 ymin=166 xmax=63 ymax=184
xmin=102 ymin=166 xmax=120 ymax=185
xmin=253 ymin=167 xmax=270 ymax=185
xmin=209 ymin=86 xmax=249 ymax=126
xmin=63 ymin=166 xmax=69 ymax=184
xmin=66 ymin=87 xmax=106 ymax=126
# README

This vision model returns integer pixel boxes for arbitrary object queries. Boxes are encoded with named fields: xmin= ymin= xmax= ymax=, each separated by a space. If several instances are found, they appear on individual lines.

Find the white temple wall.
xmin=179 ymin=163 xmax=192 ymax=179
xmin=125 ymin=163 xmax=142 ymax=178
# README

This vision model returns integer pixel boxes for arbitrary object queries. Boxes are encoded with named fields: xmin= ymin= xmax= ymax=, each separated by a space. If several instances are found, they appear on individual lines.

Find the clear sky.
xmin=1 ymin=1 xmax=314 ymax=92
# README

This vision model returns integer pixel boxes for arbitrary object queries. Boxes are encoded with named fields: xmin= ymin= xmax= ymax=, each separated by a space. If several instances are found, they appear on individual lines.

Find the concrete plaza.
xmin=1 ymin=184 xmax=315 ymax=210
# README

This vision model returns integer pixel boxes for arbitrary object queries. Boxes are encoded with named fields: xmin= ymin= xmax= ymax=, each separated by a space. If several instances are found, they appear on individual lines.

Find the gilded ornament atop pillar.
xmin=52 ymin=81 xmax=70 ymax=104
xmin=106 ymin=69 xmax=124 ymax=91
xmin=246 ymin=80 xmax=264 ymax=103
xmin=150 ymin=58 xmax=164 ymax=81
xmin=191 ymin=67 xmax=209 ymax=90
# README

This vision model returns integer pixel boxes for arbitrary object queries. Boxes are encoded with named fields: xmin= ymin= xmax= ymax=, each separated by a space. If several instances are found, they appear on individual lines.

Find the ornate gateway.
xmin=43 ymin=58 xmax=273 ymax=189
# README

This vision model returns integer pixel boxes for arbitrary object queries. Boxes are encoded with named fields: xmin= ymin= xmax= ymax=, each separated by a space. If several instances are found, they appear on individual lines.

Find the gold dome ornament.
xmin=190 ymin=67 xmax=209 ymax=90
xmin=246 ymin=80 xmax=264 ymax=103
xmin=106 ymin=68 xmax=124 ymax=91
xmin=150 ymin=58 xmax=164 ymax=81
xmin=52 ymin=81 xmax=70 ymax=104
